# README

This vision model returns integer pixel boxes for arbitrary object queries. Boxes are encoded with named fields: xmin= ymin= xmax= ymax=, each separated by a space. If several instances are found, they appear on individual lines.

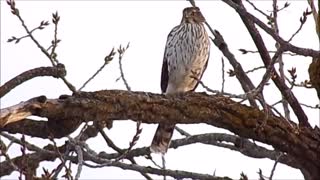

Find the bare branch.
xmin=100 ymin=132 xmax=301 ymax=171
xmin=209 ymin=33 xmax=259 ymax=107
xmin=80 ymin=156 xmax=225 ymax=180
xmin=269 ymin=153 xmax=282 ymax=180
xmin=175 ymin=126 xmax=191 ymax=137
xmin=228 ymin=0 xmax=310 ymax=127
xmin=115 ymin=121 xmax=142 ymax=161
xmin=245 ymin=0 xmax=270 ymax=19
xmin=49 ymin=137 xmax=72 ymax=180
xmin=117 ymin=43 xmax=131 ymax=91
xmin=271 ymin=0 xmax=291 ymax=120
xmin=78 ymin=48 xmax=116 ymax=91
xmin=221 ymin=0 xmax=320 ymax=58
xmin=68 ymin=138 xmax=83 ymax=180
xmin=50 ymin=11 xmax=60 ymax=65
xmin=95 ymin=123 xmax=152 ymax=179
xmin=6 ymin=0 xmax=76 ymax=93
xmin=300 ymin=103 xmax=320 ymax=109
xmin=0 ymin=65 xmax=66 ymax=98
xmin=239 ymin=49 xmax=297 ymax=56
xmin=0 ymin=90 xmax=319 ymax=177
xmin=287 ymin=8 xmax=312 ymax=42
xmin=7 ymin=20 xmax=49 ymax=44
xmin=245 ymin=66 xmax=265 ymax=74
xmin=221 ymin=57 xmax=225 ymax=93
xmin=6 ymin=0 xmax=55 ymax=65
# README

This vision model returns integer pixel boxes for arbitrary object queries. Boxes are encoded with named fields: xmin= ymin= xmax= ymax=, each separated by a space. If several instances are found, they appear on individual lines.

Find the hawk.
xmin=150 ymin=7 xmax=210 ymax=153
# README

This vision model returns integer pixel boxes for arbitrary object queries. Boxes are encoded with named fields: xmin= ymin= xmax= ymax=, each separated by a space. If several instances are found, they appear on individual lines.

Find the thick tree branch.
xmin=0 ymin=64 xmax=66 ymax=98
xmin=0 ymin=96 xmax=82 ymax=136
xmin=0 ymin=90 xmax=319 ymax=178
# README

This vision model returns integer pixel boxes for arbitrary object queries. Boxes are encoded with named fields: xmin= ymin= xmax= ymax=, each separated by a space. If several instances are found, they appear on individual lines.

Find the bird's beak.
xmin=195 ymin=11 xmax=206 ymax=23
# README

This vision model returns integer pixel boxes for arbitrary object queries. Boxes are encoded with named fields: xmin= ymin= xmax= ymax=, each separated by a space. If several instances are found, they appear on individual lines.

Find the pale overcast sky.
xmin=1 ymin=1 xmax=319 ymax=179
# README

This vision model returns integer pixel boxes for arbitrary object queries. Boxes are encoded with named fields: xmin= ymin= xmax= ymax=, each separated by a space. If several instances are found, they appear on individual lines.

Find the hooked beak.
xmin=195 ymin=11 xmax=206 ymax=22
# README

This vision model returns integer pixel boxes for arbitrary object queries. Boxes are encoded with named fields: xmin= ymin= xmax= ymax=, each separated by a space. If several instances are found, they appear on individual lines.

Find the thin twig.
xmin=74 ymin=145 xmax=83 ymax=180
xmin=117 ymin=43 xmax=131 ymax=91
xmin=50 ymin=11 xmax=60 ymax=64
xmin=52 ymin=162 xmax=67 ymax=179
xmin=7 ymin=20 xmax=49 ymax=44
xmin=221 ymin=57 xmax=225 ymax=93
xmin=67 ymin=137 xmax=83 ymax=180
xmin=258 ymin=169 xmax=267 ymax=180
xmin=245 ymin=0 xmax=270 ymax=19
xmin=19 ymin=135 xmax=26 ymax=180
xmin=245 ymin=66 xmax=266 ymax=74
xmin=115 ymin=121 xmax=142 ymax=161
xmin=271 ymin=99 xmax=282 ymax=107
xmin=175 ymin=126 xmax=191 ymax=137
xmin=208 ymin=32 xmax=259 ymax=107
xmin=6 ymin=0 xmax=76 ymax=93
xmin=97 ymin=126 xmax=152 ymax=179
xmin=265 ymin=2 xmax=291 ymax=14
xmin=0 ymin=138 xmax=19 ymax=172
xmin=285 ymin=76 xmax=312 ymax=88
xmin=49 ymin=137 xmax=72 ymax=180
xmin=287 ymin=8 xmax=312 ymax=42
xmin=269 ymin=153 xmax=283 ymax=180
xmin=255 ymin=49 xmax=283 ymax=97
xmin=300 ymin=103 xmax=320 ymax=109
xmin=162 ymin=154 xmax=166 ymax=180
xmin=6 ymin=0 xmax=54 ymax=65
xmin=192 ymin=75 xmax=247 ymax=99
xmin=239 ymin=49 xmax=297 ymax=56
xmin=79 ymin=48 xmax=116 ymax=91
xmin=98 ymin=128 xmax=123 ymax=153
xmin=146 ymin=154 xmax=162 ymax=169
xmin=272 ymin=0 xmax=291 ymax=120
xmin=0 ymin=132 xmax=53 ymax=154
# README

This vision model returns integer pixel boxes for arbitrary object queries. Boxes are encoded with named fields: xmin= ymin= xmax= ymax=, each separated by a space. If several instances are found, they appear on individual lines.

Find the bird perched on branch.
xmin=150 ymin=7 xmax=210 ymax=154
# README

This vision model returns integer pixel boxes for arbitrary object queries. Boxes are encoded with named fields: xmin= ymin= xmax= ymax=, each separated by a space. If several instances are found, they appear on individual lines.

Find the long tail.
xmin=150 ymin=123 xmax=175 ymax=154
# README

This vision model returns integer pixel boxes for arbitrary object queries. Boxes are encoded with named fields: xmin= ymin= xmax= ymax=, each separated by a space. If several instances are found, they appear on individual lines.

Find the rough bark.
xmin=1 ymin=90 xmax=320 ymax=178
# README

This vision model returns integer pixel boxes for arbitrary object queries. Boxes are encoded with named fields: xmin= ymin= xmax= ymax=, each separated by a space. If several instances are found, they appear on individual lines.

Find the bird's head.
xmin=181 ymin=7 xmax=206 ymax=24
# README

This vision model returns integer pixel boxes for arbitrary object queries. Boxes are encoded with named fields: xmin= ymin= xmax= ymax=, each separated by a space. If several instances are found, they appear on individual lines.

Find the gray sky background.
xmin=1 ymin=1 xmax=319 ymax=179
